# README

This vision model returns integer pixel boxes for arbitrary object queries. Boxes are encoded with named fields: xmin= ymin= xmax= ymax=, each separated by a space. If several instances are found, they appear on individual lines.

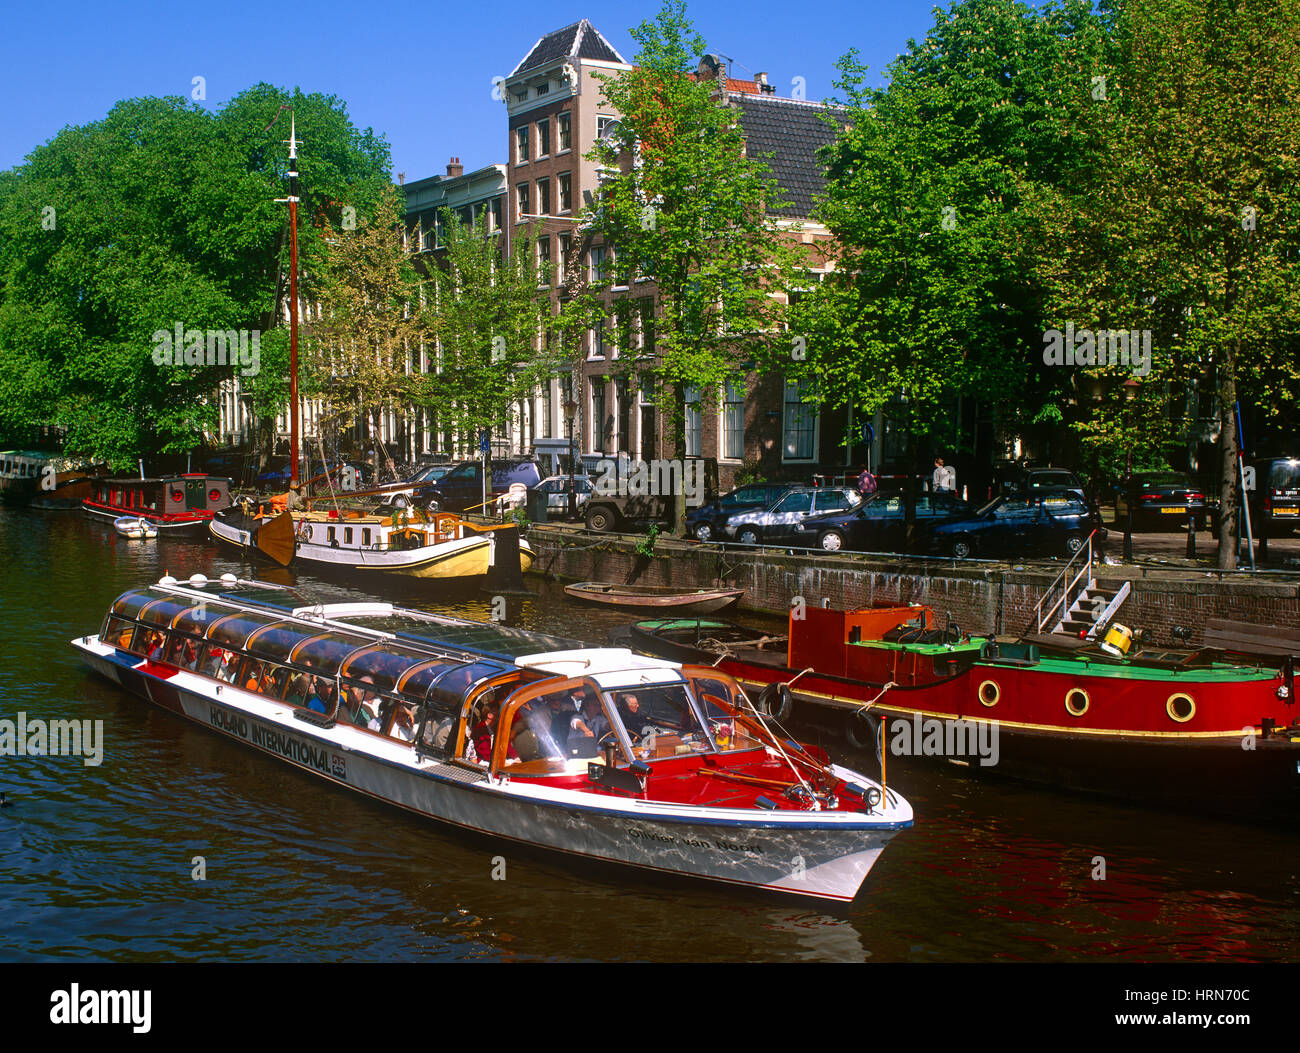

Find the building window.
xmin=684 ymin=386 xmax=702 ymax=457
xmin=516 ymin=126 xmax=530 ymax=163
xmin=558 ymin=113 xmax=571 ymax=151
xmin=591 ymin=318 xmax=608 ymax=359
xmin=590 ymin=379 xmax=607 ymax=453
xmin=536 ymin=83 xmax=549 ymax=97
xmin=541 ymin=381 xmax=553 ymax=439
xmin=557 ymin=233 xmax=570 ymax=283
xmin=590 ymin=246 xmax=607 ymax=283
xmin=516 ymin=182 xmax=530 ymax=222
xmin=723 ymin=379 xmax=745 ymax=460
xmin=536 ymin=236 xmax=551 ymax=282
xmin=488 ymin=197 xmax=502 ymax=231
xmin=597 ymin=115 xmax=619 ymax=140
xmin=537 ymin=119 xmax=550 ymax=156
xmin=783 ymin=379 xmax=817 ymax=461
xmin=536 ymin=178 xmax=551 ymax=216
xmin=513 ymin=89 xmax=528 ymax=103
xmin=558 ymin=172 xmax=571 ymax=212
xmin=637 ymin=297 xmax=654 ymax=355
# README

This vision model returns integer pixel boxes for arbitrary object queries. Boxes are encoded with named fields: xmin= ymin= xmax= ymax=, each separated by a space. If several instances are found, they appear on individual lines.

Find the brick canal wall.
xmin=526 ymin=526 xmax=1300 ymax=635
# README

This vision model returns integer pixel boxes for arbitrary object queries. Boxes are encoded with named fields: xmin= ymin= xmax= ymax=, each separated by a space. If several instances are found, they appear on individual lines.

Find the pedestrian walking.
xmin=857 ymin=464 xmax=877 ymax=497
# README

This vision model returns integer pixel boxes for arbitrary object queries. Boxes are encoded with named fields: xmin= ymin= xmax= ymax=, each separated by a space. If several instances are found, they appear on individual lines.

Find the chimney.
xmin=446 ymin=156 xmax=463 ymax=178
xmin=756 ymin=72 xmax=767 ymax=85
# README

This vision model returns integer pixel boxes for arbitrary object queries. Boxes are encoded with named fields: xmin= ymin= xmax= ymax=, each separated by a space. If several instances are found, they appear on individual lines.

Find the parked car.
xmin=417 ymin=458 xmax=542 ymax=513
xmin=793 ymin=490 xmax=974 ymax=552
xmin=532 ymin=474 xmax=595 ymax=519
xmin=1019 ymin=467 xmax=1086 ymax=503
xmin=1116 ymin=471 xmax=1210 ymax=530
xmin=685 ymin=482 xmax=792 ymax=542
xmin=920 ymin=488 xmax=1107 ymax=560
xmin=1246 ymin=456 xmax=1300 ymax=536
xmin=724 ymin=488 xmax=863 ymax=546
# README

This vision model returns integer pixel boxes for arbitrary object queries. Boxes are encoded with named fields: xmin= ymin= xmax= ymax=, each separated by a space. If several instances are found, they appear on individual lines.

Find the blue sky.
xmin=1 ymin=0 xmax=946 ymax=178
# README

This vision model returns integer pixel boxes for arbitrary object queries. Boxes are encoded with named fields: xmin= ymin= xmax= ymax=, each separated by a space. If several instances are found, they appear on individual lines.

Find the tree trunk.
xmin=1216 ymin=344 xmax=1239 ymax=570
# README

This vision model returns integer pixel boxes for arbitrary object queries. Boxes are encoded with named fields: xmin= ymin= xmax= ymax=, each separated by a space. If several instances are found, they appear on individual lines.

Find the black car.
xmin=417 ymin=458 xmax=542 ymax=513
xmin=1247 ymin=457 xmax=1300 ymax=536
xmin=792 ymin=491 xmax=974 ymax=552
xmin=922 ymin=488 xmax=1107 ymax=560
xmin=685 ymin=482 xmax=791 ymax=542
xmin=1116 ymin=471 xmax=1210 ymax=530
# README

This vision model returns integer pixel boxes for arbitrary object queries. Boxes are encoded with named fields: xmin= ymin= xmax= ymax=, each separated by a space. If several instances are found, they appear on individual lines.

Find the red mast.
xmin=285 ymin=113 xmax=301 ymax=489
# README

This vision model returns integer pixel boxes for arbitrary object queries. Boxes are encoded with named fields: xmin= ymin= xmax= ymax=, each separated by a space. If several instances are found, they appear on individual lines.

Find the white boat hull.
xmin=72 ymin=635 xmax=909 ymax=901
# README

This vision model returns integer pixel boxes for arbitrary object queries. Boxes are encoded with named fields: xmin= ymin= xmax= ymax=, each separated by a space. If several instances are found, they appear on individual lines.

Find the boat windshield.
xmin=605 ymin=683 xmax=718 ymax=760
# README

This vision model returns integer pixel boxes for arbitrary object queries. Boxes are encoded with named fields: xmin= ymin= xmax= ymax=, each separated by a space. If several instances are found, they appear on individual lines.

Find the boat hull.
xmin=566 ymin=583 xmax=743 ymax=614
xmin=72 ymin=636 xmax=905 ymax=901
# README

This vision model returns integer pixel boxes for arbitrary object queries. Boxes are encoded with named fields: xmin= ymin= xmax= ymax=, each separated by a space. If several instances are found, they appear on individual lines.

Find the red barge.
xmin=83 ymin=474 xmax=232 ymax=536
xmin=623 ymin=605 xmax=1300 ymax=822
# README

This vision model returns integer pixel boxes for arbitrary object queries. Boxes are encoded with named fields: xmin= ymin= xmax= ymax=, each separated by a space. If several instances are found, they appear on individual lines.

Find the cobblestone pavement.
xmin=1105 ymin=512 xmax=1300 ymax=568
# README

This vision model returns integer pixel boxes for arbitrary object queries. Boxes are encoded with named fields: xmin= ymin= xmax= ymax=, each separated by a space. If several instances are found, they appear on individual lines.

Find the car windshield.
xmin=1267 ymin=461 xmax=1300 ymax=492
xmin=1137 ymin=473 xmax=1188 ymax=488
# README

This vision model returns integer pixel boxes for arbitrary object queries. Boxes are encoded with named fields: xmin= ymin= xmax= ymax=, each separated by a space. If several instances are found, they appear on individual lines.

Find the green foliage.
xmin=0 ymin=85 xmax=392 ymax=468
xmin=635 ymin=523 xmax=660 ymax=559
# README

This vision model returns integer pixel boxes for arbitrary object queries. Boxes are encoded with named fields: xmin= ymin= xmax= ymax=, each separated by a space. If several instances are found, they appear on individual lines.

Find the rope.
xmin=851 ymin=681 xmax=898 ymax=715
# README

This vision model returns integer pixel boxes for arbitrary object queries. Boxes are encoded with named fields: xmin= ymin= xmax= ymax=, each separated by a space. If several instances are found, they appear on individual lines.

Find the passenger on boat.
xmin=567 ymin=696 xmax=611 ymax=756
xmin=342 ymin=679 xmax=380 ymax=730
xmin=146 ymin=632 xmax=166 ymax=662
xmin=243 ymin=661 xmax=264 ymax=692
xmin=201 ymin=647 xmax=226 ymax=678
xmin=388 ymin=702 xmax=417 ymax=742
xmin=511 ymin=698 xmax=565 ymax=762
xmin=617 ymin=693 xmax=649 ymax=742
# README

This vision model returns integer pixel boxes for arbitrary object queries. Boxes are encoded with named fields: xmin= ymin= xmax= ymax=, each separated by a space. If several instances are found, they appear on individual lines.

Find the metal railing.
xmin=1032 ymin=529 xmax=1097 ymax=634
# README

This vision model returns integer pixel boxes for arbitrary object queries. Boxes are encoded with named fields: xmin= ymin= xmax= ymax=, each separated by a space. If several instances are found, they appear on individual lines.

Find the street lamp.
xmin=563 ymin=394 xmax=579 ymax=519
xmin=1122 ymin=377 xmax=1141 ymax=562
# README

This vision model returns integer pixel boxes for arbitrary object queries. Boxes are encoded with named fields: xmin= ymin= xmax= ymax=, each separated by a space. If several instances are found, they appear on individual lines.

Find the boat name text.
xmin=627 ymin=827 xmax=762 ymax=854
xmin=207 ymin=706 xmax=345 ymax=778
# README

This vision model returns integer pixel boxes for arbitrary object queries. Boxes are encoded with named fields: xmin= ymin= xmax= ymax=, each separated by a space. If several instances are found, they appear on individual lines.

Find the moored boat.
xmin=623 ymin=605 xmax=1300 ymax=820
xmin=210 ymin=502 xmax=534 ymax=579
xmin=71 ymin=576 xmax=911 ymax=902
xmin=83 ymin=474 xmax=232 ymax=536
xmin=113 ymin=515 xmax=158 ymax=539
xmin=565 ymin=581 xmax=744 ymax=613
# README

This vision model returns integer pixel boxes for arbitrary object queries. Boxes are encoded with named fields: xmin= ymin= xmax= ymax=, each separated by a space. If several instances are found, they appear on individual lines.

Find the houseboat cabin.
xmin=84 ymin=475 xmax=232 ymax=533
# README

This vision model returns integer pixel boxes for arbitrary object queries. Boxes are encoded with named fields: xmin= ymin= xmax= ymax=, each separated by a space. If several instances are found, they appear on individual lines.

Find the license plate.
xmin=1160 ymin=507 xmax=1186 ymax=514
xmin=1274 ymin=507 xmax=1298 ymax=516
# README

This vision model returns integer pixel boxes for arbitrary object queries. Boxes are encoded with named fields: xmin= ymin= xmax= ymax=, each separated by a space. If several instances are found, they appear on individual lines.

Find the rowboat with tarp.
xmin=71 ymin=576 xmax=911 ymax=902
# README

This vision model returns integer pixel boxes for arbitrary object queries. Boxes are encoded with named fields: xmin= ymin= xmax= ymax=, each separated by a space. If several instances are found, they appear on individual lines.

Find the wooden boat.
xmin=83 ymin=474 xmax=232 ymax=536
xmin=564 ymin=581 xmax=744 ymax=613
xmin=624 ymin=605 xmax=1300 ymax=821
xmin=71 ymin=575 xmax=912 ymax=902
xmin=0 ymin=451 xmax=103 ymax=505
xmin=114 ymin=515 xmax=158 ymax=540
xmin=210 ymin=502 xmax=534 ymax=579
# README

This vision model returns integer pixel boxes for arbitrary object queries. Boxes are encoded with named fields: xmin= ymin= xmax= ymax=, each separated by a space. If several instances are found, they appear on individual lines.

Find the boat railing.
xmin=1031 ymin=529 xmax=1098 ymax=634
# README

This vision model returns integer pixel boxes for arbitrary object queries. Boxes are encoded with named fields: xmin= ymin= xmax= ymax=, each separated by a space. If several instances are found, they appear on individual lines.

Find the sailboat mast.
xmin=286 ymin=113 xmax=301 ymax=489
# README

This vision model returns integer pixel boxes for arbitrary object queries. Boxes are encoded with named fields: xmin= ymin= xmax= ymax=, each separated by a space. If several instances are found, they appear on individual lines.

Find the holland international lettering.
xmin=49 ymin=984 xmax=151 ymax=1033
xmin=251 ymin=723 xmax=331 ymax=773
xmin=208 ymin=705 xmax=248 ymax=739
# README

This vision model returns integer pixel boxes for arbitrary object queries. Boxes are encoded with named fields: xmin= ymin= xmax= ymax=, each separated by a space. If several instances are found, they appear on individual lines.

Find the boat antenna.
xmin=272 ymin=106 xmax=302 ymax=489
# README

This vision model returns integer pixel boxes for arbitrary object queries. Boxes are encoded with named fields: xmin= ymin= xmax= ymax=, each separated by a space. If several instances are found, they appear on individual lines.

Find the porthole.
xmin=1166 ymin=692 xmax=1196 ymax=723
xmin=1065 ymin=687 xmax=1090 ymax=717
xmin=978 ymin=679 xmax=1000 ymax=707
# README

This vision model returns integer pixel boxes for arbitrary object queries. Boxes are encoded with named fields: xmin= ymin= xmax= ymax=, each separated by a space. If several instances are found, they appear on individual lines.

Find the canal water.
xmin=0 ymin=506 xmax=1296 ymax=963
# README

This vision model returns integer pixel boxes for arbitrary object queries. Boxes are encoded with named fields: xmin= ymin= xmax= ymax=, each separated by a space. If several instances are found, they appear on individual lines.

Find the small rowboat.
xmin=564 ymin=581 xmax=744 ymax=614
xmin=114 ymin=516 xmax=158 ymax=540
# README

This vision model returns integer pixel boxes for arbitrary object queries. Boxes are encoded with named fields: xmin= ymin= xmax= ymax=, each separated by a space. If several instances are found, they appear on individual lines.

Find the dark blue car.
xmin=685 ymin=482 xmax=792 ymax=542
xmin=792 ymin=490 xmax=973 ymax=552
xmin=920 ymin=488 xmax=1107 ymax=560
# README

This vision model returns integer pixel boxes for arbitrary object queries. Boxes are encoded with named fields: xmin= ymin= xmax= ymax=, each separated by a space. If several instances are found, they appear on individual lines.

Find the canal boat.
xmin=622 ymin=605 xmax=1300 ymax=820
xmin=83 ymin=474 xmax=233 ymax=536
xmin=564 ymin=581 xmax=744 ymax=613
xmin=71 ymin=576 xmax=910 ymax=902
xmin=113 ymin=515 xmax=158 ymax=540
xmin=210 ymin=503 xmax=534 ymax=579
xmin=0 ymin=451 xmax=103 ymax=505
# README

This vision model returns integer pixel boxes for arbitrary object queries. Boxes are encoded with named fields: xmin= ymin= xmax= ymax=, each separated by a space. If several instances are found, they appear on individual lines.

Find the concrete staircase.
xmin=1031 ymin=530 xmax=1130 ymax=638
xmin=1055 ymin=580 xmax=1131 ymax=638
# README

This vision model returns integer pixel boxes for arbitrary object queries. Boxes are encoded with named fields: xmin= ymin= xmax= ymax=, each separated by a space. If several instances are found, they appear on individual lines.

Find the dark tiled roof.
xmin=512 ymin=19 xmax=626 ymax=76
xmin=732 ymin=95 xmax=839 ymax=219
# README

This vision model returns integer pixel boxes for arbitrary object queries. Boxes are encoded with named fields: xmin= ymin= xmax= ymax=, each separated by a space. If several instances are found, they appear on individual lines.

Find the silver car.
xmin=534 ymin=474 xmax=595 ymax=518
xmin=724 ymin=487 xmax=863 ymax=545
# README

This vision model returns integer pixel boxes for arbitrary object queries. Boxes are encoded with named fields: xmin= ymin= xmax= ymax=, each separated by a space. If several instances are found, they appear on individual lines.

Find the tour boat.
xmin=0 ymin=451 xmax=103 ymax=505
xmin=113 ymin=515 xmax=158 ymax=540
xmin=71 ymin=576 xmax=910 ymax=902
xmin=621 ymin=605 xmax=1300 ymax=820
xmin=83 ymin=474 xmax=232 ymax=536
xmin=564 ymin=581 xmax=744 ymax=613
xmin=210 ymin=503 xmax=534 ymax=579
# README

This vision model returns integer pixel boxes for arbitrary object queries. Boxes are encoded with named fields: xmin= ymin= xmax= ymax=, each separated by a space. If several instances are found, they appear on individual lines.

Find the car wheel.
xmin=585 ymin=506 xmax=615 ymax=532
xmin=1065 ymin=533 xmax=1085 ymax=556
xmin=693 ymin=522 xmax=713 ymax=543
xmin=738 ymin=528 xmax=760 ymax=546
xmin=951 ymin=537 xmax=972 ymax=560
xmin=819 ymin=529 xmax=846 ymax=552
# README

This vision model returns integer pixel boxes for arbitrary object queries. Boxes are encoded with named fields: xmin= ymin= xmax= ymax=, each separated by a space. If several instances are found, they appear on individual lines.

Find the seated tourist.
xmin=567 ymin=696 xmax=611 ymax=757
xmin=388 ymin=702 xmax=417 ymax=742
